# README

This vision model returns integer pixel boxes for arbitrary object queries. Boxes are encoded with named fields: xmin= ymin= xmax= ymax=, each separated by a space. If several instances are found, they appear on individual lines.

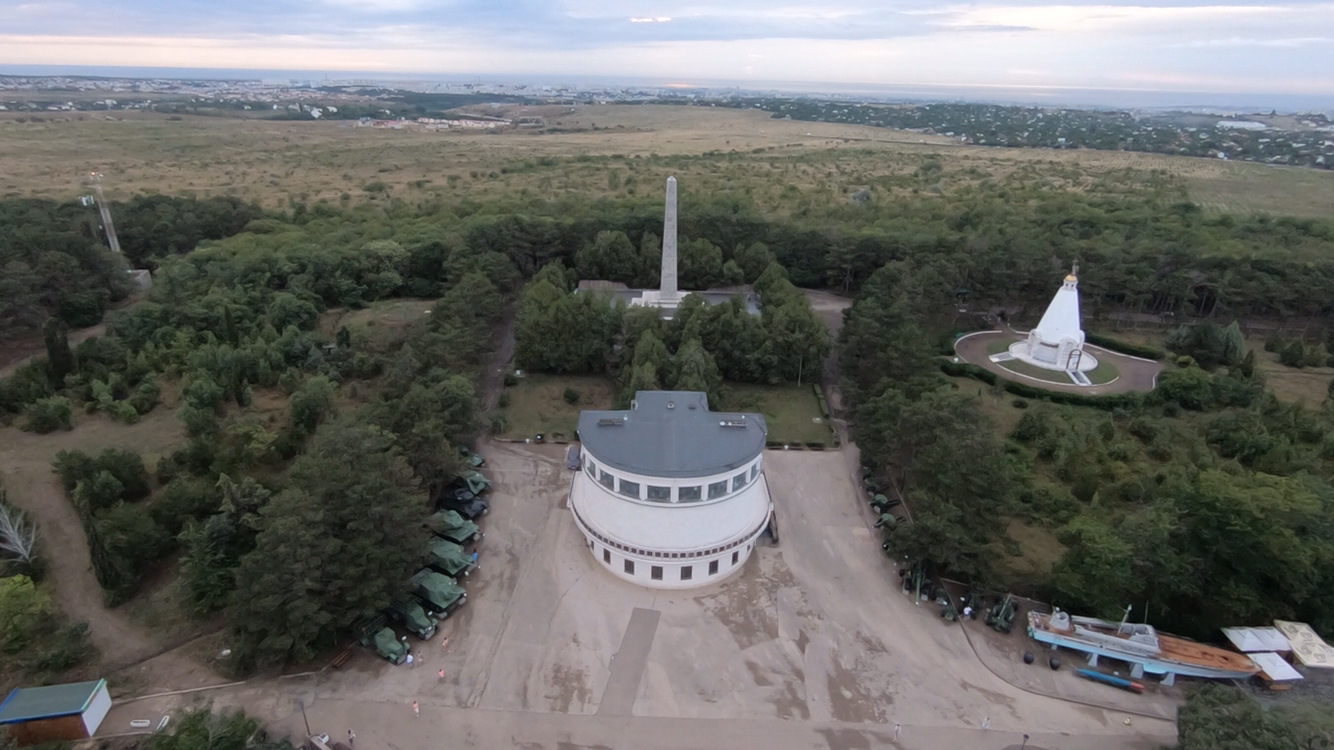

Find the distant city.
xmin=2 ymin=69 xmax=1332 ymax=170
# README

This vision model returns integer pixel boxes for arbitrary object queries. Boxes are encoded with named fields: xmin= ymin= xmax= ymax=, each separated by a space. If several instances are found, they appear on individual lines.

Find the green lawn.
xmin=996 ymin=358 xmax=1076 ymax=384
xmin=985 ymin=336 xmax=1019 ymax=355
xmin=495 ymin=374 xmax=616 ymax=441
xmin=722 ymin=383 xmax=836 ymax=446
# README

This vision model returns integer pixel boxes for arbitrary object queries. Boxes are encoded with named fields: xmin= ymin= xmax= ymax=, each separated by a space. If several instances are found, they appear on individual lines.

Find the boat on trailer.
xmin=1028 ymin=607 xmax=1260 ymax=683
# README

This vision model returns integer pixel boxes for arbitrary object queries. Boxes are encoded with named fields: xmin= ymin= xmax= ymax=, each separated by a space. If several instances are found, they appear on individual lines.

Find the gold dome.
xmin=1064 ymin=273 xmax=1078 ymax=282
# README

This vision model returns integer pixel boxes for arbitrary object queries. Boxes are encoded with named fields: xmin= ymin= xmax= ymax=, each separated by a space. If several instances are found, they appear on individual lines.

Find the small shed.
xmin=0 ymin=679 xmax=112 ymax=746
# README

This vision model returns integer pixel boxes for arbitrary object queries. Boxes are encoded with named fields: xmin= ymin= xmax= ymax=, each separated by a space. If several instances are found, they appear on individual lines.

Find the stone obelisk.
xmin=661 ymin=176 xmax=678 ymax=299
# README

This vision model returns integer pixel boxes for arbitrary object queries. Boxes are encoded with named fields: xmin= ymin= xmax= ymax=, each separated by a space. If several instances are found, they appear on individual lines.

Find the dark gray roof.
xmin=577 ymin=391 xmax=767 ymax=478
xmin=0 ymin=680 xmax=106 ymax=723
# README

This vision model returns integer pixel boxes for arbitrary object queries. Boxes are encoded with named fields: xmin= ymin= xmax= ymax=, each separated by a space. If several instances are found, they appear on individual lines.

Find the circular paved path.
xmin=954 ymin=330 xmax=1163 ymax=396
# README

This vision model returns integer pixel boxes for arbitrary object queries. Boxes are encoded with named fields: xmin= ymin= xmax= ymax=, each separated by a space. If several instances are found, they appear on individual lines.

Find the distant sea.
xmin=3 ymin=64 xmax=1331 ymax=115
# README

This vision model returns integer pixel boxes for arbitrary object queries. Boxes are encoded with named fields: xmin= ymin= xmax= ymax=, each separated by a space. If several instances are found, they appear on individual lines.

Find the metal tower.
xmin=83 ymin=172 xmax=122 ymax=254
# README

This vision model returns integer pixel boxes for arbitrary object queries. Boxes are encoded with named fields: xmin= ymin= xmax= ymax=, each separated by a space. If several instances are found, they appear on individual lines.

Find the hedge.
xmin=939 ymin=361 xmax=1145 ymax=411
xmin=1084 ymin=332 xmax=1165 ymax=361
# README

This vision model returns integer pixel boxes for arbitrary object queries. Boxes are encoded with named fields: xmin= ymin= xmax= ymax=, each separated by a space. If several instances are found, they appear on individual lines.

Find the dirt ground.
xmin=955 ymin=330 xmax=1164 ymax=395
xmin=0 ymin=406 xmax=224 ymax=693
xmin=100 ymin=441 xmax=1177 ymax=749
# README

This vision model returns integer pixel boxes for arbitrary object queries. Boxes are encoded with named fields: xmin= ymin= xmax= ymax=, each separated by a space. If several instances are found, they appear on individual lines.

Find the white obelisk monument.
xmin=661 ymin=176 xmax=678 ymax=299
xmin=630 ymin=176 xmax=685 ymax=316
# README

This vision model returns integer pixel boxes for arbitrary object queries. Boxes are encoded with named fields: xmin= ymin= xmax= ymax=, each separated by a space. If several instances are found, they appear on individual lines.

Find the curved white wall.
xmin=570 ymin=445 xmax=773 ymax=589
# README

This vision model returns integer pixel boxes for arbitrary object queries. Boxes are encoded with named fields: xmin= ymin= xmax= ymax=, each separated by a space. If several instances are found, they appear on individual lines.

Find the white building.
xmin=569 ymin=391 xmax=773 ymax=589
xmin=1003 ymin=265 xmax=1098 ymax=378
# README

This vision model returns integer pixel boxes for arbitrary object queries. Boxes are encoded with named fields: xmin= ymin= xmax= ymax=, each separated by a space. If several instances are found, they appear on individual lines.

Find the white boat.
xmin=1028 ymin=608 xmax=1259 ymax=681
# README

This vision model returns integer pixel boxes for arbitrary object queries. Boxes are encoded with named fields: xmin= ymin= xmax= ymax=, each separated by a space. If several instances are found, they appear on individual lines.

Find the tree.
xmin=229 ymin=420 xmax=427 ymax=668
xmin=179 ymin=515 xmax=244 ymax=615
xmin=23 ymin=396 xmax=71 ymax=433
xmin=678 ymin=238 xmax=723 ymax=289
xmin=289 ymin=375 xmax=337 ymax=435
xmin=42 ymin=317 xmax=75 ymax=387
xmin=0 ymin=495 xmax=37 ymax=571
xmin=0 ymin=576 xmax=50 ymax=653
xmin=668 ymin=338 xmax=722 ymax=404
xmin=148 ymin=705 xmax=293 ymax=750
xmin=1177 ymin=684 xmax=1333 ymax=750
xmin=575 ymin=230 xmax=641 ymax=283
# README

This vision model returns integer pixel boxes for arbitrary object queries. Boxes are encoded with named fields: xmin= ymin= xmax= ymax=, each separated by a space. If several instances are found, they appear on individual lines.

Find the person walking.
xmin=441 ymin=636 xmax=450 ymax=652
xmin=406 ymin=653 xmax=415 ymax=668
xmin=982 ymin=717 xmax=991 ymax=731
xmin=438 ymin=668 xmax=445 ymax=680
xmin=893 ymin=723 xmax=901 ymax=741
xmin=412 ymin=700 xmax=420 ymax=718
xmin=347 ymin=729 xmax=355 ymax=747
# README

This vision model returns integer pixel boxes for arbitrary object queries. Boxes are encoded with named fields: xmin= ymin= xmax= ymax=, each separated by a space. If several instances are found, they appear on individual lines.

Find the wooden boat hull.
xmin=1028 ymin=612 xmax=1259 ymax=680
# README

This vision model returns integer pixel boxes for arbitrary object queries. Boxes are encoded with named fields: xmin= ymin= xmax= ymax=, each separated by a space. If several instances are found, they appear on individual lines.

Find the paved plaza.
xmin=103 ymin=441 xmax=1177 ymax=749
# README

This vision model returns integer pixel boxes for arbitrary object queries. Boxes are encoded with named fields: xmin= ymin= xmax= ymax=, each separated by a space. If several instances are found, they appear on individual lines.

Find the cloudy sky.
xmin=1 ymin=0 xmax=1331 ymax=94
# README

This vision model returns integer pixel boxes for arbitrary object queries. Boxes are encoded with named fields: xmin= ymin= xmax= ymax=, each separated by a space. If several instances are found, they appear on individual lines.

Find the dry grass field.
xmin=3 ymin=104 xmax=1332 ymax=216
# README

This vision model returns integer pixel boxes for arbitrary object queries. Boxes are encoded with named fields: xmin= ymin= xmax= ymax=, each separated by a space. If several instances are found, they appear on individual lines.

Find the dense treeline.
xmin=5 ymin=211 xmax=505 ymax=667
xmin=0 ymin=196 xmax=260 ymax=339
xmin=841 ymin=257 xmax=1334 ymax=639
xmin=8 ymin=183 xmax=1334 ymax=344
xmin=514 ymin=256 xmax=830 ymax=405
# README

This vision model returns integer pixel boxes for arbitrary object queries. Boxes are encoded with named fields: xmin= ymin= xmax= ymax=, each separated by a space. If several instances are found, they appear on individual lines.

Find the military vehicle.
xmin=435 ymin=485 xmax=489 ymax=519
xmin=426 ymin=509 xmax=482 ymax=546
xmin=456 ymin=470 xmax=492 ymax=495
xmin=385 ymin=597 xmax=439 ymax=640
xmin=353 ymin=615 xmax=409 ymax=664
xmin=411 ymin=569 xmax=467 ymax=619
xmin=459 ymin=446 xmax=486 ymax=468
xmin=427 ymin=537 xmax=476 ymax=578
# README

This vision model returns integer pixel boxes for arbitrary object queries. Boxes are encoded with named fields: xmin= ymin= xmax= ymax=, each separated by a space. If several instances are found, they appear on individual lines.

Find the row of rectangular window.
xmin=620 ymin=553 xmax=737 ymax=579
xmin=588 ymin=462 xmax=760 ymax=502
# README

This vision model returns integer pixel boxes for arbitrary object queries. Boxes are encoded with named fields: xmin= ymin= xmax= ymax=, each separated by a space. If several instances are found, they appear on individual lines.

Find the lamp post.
xmin=1021 ymin=733 xmax=1030 ymax=750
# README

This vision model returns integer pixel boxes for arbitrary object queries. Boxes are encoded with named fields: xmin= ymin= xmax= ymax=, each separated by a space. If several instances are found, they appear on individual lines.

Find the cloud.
xmin=0 ymin=0 xmax=1332 ymax=97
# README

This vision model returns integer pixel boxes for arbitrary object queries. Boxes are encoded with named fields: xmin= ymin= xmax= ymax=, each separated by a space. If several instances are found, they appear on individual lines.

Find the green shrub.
xmin=503 ymin=373 xmax=518 ymax=387
xmin=151 ymin=478 xmax=220 ymax=536
xmin=130 ymin=376 xmax=161 ymax=414
xmin=562 ymin=387 xmax=581 ymax=405
xmin=1279 ymin=340 xmax=1307 ymax=368
xmin=1011 ymin=399 xmax=1029 ymax=409
xmin=27 ymin=622 xmax=94 ymax=674
xmin=23 ymin=396 xmax=72 ymax=433
xmin=1084 ymin=332 xmax=1165 ymax=360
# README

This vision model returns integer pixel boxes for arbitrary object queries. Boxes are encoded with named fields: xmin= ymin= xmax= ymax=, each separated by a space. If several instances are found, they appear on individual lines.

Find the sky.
xmin=1 ymin=1 xmax=1331 ymax=96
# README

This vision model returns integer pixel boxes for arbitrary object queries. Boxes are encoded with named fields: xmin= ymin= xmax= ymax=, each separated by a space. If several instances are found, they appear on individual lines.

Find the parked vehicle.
xmin=459 ymin=446 xmax=486 ymax=469
xmin=386 ymin=597 xmax=439 ymax=640
xmin=411 ymin=569 xmax=467 ymax=618
xmin=435 ymin=485 xmax=489 ymax=519
xmin=353 ymin=615 xmax=409 ymax=664
xmin=426 ymin=509 xmax=482 ymax=546
xmin=427 ymin=537 xmax=476 ymax=578
xmin=455 ymin=470 xmax=492 ymax=496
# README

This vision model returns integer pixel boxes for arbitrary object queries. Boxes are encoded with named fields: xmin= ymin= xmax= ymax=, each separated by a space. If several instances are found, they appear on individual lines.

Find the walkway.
xmin=954 ymin=330 xmax=1163 ymax=395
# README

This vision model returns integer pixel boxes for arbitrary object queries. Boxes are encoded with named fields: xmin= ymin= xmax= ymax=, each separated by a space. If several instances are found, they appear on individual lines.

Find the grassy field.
xmin=723 ymin=383 xmax=836 ymax=447
xmin=495 ymin=374 xmax=616 ymax=441
xmin=494 ymin=376 xmax=835 ymax=446
xmin=3 ymin=104 xmax=1332 ymax=217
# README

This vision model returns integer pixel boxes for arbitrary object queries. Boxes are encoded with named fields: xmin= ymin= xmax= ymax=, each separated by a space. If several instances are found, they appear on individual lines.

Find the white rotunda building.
xmin=569 ymin=391 xmax=773 ymax=589
xmin=1007 ymin=265 xmax=1097 ymax=376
